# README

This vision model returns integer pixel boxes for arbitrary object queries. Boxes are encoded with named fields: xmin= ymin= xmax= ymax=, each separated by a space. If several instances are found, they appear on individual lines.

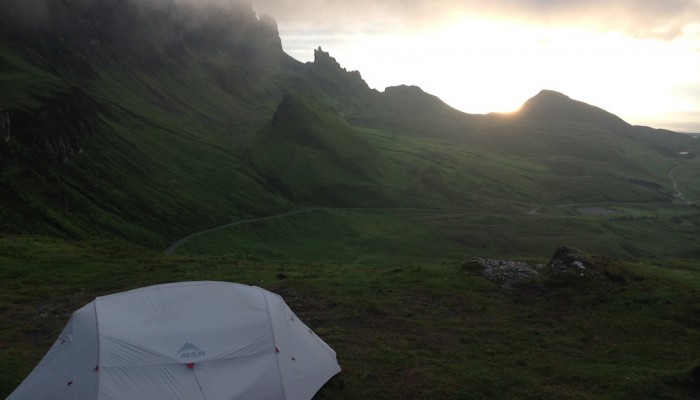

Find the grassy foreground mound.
xmin=1 ymin=237 xmax=698 ymax=399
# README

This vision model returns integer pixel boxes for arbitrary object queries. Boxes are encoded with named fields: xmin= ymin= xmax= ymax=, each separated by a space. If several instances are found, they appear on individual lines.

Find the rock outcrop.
xmin=0 ymin=106 xmax=9 ymax=143
xmin=9 ymin=90 xmax=98 ymax=165
xmin=468 ymin=246 xmax=591 ymax=288
xmin=0 ymin=0 xmax=286 ymax=73
xmin=467 ymin=258 xmax=544 ymax=289
xmin=548 ymin=246 xmax=589 ymax=274
xmin=308 ymin=47 xmax=369 ymax=95
xmin=257 ymin=13 xmax=282 ymax=51
xmin=313 ymin=47 xmax=343 ymax=71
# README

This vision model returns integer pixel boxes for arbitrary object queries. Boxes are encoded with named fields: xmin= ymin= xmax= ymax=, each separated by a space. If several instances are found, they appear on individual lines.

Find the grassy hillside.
xmin=1 ymin=238 xmax=699 ymax=399
xmin=1 ymin=0 xmax=698 ymax=248
xmin=250 ymin=94 xmax=390 ymax=206
xmin=0 ymin=2 xmax=295 ymax=244
xmin=176 ymin=204 xmax=700 ymax=262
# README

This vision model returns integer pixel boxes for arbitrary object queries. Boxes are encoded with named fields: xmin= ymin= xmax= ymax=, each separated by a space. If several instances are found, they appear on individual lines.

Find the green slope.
xmin=250 ymin=93 xmax=388 ymax=206
xmin=0 ymin=0 xmax=298 ymax=244
xmin=1 ymin=0 xmax=698 ymax=250
xmin=1 ymin=238 xmax=699 ymax=399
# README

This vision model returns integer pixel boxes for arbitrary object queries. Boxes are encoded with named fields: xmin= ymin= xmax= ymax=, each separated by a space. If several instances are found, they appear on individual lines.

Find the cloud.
xmin=540 ymin=0 xmax=700 ymax=40
xmin=648 ymin=112 xmax=700 ymax=133
xmin=250 ymin=0 xmax=700 ymax=40
xmin=0 ymin=0 xmax=52 ymax=27
xmin=10 ymin=0 xmax=696 ymax=40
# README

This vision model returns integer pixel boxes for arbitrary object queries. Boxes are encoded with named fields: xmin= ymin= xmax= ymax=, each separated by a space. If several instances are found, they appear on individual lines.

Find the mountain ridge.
xmin=0 ymin=0 xmax=698 ymax=247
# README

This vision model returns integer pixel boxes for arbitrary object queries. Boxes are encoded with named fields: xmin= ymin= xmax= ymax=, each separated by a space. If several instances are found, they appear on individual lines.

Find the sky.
xmin=250 ymin=0 xmax=700 ymax=133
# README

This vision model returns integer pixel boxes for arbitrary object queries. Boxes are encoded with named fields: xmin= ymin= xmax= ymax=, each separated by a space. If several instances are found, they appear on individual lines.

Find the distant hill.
xmin=255 ymin=93 xmax=387 ymax=206
xmin=0 ymin=0 xmax=698 ymax=248
xmin=517 ymin=90 xmax=629 ymax=128
xmin=382 ymin=85 xmax=458 ymax=116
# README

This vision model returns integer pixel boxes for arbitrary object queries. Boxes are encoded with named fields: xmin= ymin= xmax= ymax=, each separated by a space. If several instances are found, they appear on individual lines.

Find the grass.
xmin=674 ymin=163 xmax=700 ymax=204
xmin=177 ymin=209 xmax=472 ymax=265
xmin=0 ymin=44 xmax=296 ymax=243
xmin=175 ymin=204 xmax=700 ymax=262
xmin=0 ymin=44 xmax=69 ymax=109
xmin=1 ymin=236 xmax=699 ymax=399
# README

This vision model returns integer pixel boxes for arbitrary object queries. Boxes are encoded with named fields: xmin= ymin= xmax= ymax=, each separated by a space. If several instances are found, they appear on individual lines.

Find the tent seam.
xmin=93 ymin=300 xmax=101 ymax=400
xmin=260 ymin=288 xmax=288 ymax=400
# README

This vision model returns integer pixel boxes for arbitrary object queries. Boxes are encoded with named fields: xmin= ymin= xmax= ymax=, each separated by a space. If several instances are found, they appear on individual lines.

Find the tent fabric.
xmin=7 ymin=281 xmax=340 ymax=400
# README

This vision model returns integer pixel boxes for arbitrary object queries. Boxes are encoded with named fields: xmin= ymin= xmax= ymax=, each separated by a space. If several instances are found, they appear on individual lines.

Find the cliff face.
xmin=305 ymin=47 xmax=372 ymax=106
xmin=2 ymin=90 xmax=98 ymax=166
xmin=0 ymin=0 xmax=286 ymax=74
xmin=0 ymin=0 xmax=286 ymax=166
xmin=310 ymin=47 xmax=367 ymax=86
xmin=0 ymin=0 xmax=300 ymax=242
xmin=0 ymin=107 xmax=9 ymax=144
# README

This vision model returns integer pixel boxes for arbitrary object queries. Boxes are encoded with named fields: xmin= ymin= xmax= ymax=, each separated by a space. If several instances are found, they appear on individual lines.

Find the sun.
xmin=280 ymin=13 xmax=700 ymax=129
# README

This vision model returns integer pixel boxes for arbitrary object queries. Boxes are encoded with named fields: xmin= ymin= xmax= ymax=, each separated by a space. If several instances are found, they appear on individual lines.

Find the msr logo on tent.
xmin=177 ymin=342 xmax=206 ymax=359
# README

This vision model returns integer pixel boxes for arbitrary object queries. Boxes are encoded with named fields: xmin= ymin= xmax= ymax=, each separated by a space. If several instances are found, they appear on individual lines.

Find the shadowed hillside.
xmin=517 ymin=89 xmax=628 ymax=128
xmin=254 ymin=93 xmax=388 ymax=206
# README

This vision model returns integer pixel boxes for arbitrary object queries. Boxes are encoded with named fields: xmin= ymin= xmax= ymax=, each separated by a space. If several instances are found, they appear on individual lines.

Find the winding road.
xmin=163 ymin=207 xmax=483 ymax=255
xmin=668 ymin=165 xmax=691 ymax=205
xmin=522 ymin=166 xmax=694 ymax=215
xmin=165 ymin=166 xmax=694 ymax=255
xmin=164 ymin=209 xmax=322 ymax=255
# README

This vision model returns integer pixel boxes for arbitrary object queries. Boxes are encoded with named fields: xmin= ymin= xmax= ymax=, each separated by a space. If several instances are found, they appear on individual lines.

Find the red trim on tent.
xmin=187 ymin=363 xmax=195 ymax=369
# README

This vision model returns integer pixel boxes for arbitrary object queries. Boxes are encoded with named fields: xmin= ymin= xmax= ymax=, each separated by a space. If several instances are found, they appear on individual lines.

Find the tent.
xmin=7 ymin=281 xmax=341 ymax=400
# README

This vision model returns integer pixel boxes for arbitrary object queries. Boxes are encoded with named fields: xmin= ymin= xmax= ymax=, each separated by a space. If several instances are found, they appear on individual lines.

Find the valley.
xmin=167 ymin=157 xmax=699 ymax=261
xmin=1 ymin=0 xmax=699 ymax=398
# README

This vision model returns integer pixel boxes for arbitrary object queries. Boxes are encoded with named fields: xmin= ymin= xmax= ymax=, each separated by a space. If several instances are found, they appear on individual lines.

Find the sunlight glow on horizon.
xmin=278 ymin=15 xmax=700 ymax=132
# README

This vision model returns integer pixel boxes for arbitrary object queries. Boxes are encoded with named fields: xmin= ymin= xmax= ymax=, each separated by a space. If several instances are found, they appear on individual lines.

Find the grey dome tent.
xmin=7 ymin=281 xmax=341 ymax=400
